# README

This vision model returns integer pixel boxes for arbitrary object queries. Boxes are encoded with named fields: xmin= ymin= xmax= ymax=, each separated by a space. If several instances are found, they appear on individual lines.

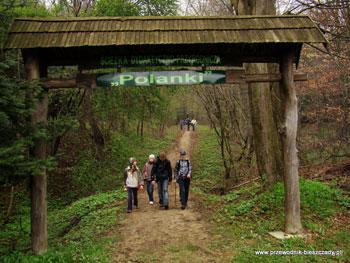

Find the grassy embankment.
xmin=1 ymin=126 xmax=179 ymax=263
xmin=191 ymin=125 xmax=350 ymax=263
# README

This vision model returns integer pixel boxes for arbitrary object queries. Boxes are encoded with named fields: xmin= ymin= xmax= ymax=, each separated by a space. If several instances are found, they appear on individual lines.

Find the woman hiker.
xmin=143 ymin=154 xmax=155 ymax=205
xmin=124 ymin=157 xmax=144 ymax=213
xmin=151 ymin=152 xmax=172 ymax=210
xmin=174 ymin=151 xmax=192 ymax=210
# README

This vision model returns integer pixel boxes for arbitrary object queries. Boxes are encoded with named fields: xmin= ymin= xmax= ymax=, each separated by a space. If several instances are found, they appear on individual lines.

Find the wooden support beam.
xmin=25 ymin=52 xmax=48 ymax=254
xmin=226 ymin=70 xmax=307 ymax=84
xmin=42 ymin=72 xmax=307 ymax=89
xmin=279 ymin=49 xmax=302 ymax=234
xmin=42 ymin=74 xmax=97 ymax=89
xmin=43 ymin=78 xmax=76 ymax=89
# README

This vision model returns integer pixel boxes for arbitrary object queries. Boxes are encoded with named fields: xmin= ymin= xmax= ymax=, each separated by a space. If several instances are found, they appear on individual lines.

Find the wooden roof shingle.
xmin=4 ymin=15 xmax=327 ymax=49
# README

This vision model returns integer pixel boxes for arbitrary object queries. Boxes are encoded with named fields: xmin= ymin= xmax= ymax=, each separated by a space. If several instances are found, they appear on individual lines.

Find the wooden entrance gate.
xmin=4 ymin=15 xmax=327 ymax=254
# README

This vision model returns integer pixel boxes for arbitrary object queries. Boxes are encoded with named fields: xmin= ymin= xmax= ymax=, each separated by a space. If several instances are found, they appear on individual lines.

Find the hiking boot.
xmin=164 ymin=205 xmax=169 ymax=210
xmin=159 ymin=203 xmax=164 ymax=207
xmin=181 ymin=205 xmax=186 ymax=210
xmin=127 ymin=210 xmax=132 ymax=213
xmin=135 ymin=206 xmax=139 ymax=209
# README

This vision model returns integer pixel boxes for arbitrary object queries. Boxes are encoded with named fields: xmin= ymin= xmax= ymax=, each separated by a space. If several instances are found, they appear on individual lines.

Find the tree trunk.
xmin=233 ymin=0 xmax=283 ymax=188
xmin=280 ymin=48 xmax=302 ymax=234
xmin=247 ymin=63 xmax=284 ymax=186
xmin=85 ymin=87 xmax=104 ymax=147
xmin=25 ymin=53 xmax=48 ymax=254
xmin=141 ymin=112 xmax=144 ymax=139
xmin=5 ymin=186 xmax=15 ymax=223
xmin=141 ymin=101 xmax=145 ymax=139
xmin=233 ymin=0 xmax=301 ymax=233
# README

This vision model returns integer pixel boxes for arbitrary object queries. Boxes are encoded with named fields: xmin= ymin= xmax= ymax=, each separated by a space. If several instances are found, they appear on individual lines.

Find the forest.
xmin=0 ymin=0 xmax=349 ymax=262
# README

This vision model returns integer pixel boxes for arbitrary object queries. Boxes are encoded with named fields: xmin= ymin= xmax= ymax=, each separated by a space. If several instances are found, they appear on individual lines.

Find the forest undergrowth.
xmin=191 ymin=126 xmax=350 ymax=263
xmin=0 ymin=126 xmax=179 ymax=262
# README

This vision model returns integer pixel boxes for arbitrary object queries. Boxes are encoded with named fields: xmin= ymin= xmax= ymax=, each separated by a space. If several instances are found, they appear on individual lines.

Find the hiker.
xmin=185 ymin=117 xmax=191 ymax=131
xmin=179 ymin=119 xmax=185 ymax=131
xmin=151 ymin=152 xmax=172 ymax=210
xmin=174 ymin=151 xmax=192 ymax=210
xmin=144 ymin=154 xmax=155 ymax=205
xmin=124 ymin=157 xmax=144 ymax=213
xmin=191 ymin=119 xmax=197 ymax=131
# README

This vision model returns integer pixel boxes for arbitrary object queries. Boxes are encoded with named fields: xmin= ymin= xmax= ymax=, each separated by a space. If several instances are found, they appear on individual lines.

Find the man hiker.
xmin=151 ymin=152 xmax=172 ymax=210
xmin=191 ymin=119 xmax=197 ymax=131
xmin=174 ymin=151 xmax=192 ymax=210
xmin=185 ymin=117 xmax=191 ymax=131
xmin=143 ymin=154 xmax=155 ymax=205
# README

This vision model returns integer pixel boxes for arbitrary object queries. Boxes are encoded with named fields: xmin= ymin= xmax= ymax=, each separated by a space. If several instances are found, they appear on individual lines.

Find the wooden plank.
xmin=43 ymin=78 xmax=76 ymax=88
xmin=226 ymin=71 xmax=307 ymax=84
xmin=41 ymin=72 xmax=307 ymax=89
xmin=42 ymin=74 xmax=96 ymax=89
xmin=225 ymin=69 xmax=245 ymax=84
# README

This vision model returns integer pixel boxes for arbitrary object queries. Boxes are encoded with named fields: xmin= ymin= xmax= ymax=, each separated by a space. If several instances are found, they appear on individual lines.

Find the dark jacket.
xmin=151 ymin=157 xmax=172 ymax=182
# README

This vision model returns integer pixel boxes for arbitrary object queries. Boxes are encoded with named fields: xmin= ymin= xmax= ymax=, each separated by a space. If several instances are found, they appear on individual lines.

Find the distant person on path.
xmin=143 ymin=154 xmax=155 ymax=205
xmin=124 ymin=157 xmax=144 ymax=213
xmin=191 ymin=119 xmax=197 ymax=131
xmin=180 ymin=119 xmax=185 ymax=131
xmin=151 ymin=152 xmax=172 ymax=210
xmin=185 ymin=117 xmax=191 ymax=131
xmin=174 ymin=151 xmax=192 ymax=210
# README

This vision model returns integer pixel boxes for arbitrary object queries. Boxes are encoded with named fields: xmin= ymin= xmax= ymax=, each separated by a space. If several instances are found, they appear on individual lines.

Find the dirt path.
xmin=108 ymin=130 xmax=220 ymax=263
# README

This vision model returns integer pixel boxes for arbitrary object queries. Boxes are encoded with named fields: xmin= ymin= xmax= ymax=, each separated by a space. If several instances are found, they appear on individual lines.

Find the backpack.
xmin=176 ymin=159 xmax=190 ymax=177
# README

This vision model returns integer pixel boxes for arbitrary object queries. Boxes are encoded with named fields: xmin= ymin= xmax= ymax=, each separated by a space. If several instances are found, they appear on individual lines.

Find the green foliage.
xmin=1 ymin=125 xmax=178 ymax=259
xmin=49 ymin=189 xmax=126 ymax=241
xmin=0 ymin=60 xmax=52 ymax=185
xmin=1 ymin=189 xmax=126 ymax=262
xmin=135 ymin=0 xmax=179 ymax=15
xmin=218 ymin=178 xmax=350 ymax=220
xmin=51 ymin=0 xmax=178 ymax=17
xmin=191 ymin=125 xmax=224 ymax=192
xmin=69 ymin=147 xmax=106 ymax=196
xmin=0 ymin=0 xmax=50 ymax=43
xmin=87 ymin=0 xmax=179 ymax=16
xmin=87 ymin=0 xmax=140 ymax=16
xmin=2 ymin=242 xmax=110 ymax=263
xmin=12 ymin=1 xmax=50 ymax=18
xmin=259 ymin=178 xmax=349 ymax=219
xmin=91 ymin=85 xmax=179 ymax=136
xmin=68 ymin=128 xmax=176 ymax=197
xmin=192 ymin=125 xmax=349 ymax=263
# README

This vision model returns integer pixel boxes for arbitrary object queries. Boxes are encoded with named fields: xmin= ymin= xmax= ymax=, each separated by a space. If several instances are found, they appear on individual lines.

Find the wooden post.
xmin=25 ymin=52 xmax=48 ymax=254
xmin=279 ymin=49 xmax=302 ymax=234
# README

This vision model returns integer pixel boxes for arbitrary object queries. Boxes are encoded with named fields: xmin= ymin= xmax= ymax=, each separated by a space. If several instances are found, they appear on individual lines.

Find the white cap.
xmin=149 ymin=154 xmax=155 ymax=159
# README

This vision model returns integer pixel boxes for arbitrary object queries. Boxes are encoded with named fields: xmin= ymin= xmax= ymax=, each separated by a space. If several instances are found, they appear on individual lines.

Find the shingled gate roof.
xmin=5 ymin=15 xmax=326 ymax=49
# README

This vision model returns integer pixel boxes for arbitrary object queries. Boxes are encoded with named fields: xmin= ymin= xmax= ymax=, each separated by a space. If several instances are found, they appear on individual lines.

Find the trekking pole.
xmin=174 ymin=182 xmax=176 ymax=206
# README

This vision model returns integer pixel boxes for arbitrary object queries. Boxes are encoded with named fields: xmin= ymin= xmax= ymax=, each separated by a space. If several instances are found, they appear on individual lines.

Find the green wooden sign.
xmin=97 ymin=70 xmax=226 ymax=87
xmin=100 ymin=55 xmax=223 ymax=67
